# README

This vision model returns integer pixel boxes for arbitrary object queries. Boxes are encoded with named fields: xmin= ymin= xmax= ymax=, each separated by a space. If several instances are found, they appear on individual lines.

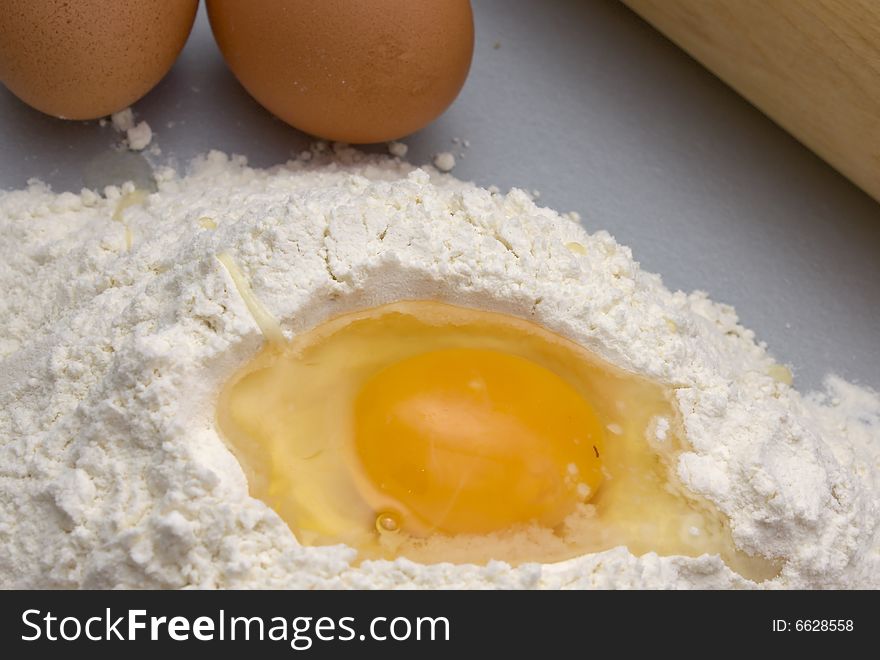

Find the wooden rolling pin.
xmin=623 ymin=0 xmax=880 ymax=203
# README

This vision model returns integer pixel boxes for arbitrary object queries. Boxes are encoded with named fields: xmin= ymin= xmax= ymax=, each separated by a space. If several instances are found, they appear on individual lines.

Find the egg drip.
xmin=216 ymin=263 xmax=777 ymax=581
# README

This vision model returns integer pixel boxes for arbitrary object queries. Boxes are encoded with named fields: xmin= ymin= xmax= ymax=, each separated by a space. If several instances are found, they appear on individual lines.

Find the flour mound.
xmin=0 ymin=146 xmax=877 ymax=589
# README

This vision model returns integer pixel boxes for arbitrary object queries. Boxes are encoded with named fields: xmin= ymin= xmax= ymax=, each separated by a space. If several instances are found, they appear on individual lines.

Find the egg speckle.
xmin=0 ymin=0 xmax=198 ymax=119
xmin=206 ymin=0 xmax=474 ymax=143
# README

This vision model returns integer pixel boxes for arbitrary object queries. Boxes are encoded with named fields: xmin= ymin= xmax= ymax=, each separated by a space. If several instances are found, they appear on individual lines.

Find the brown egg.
xmin=0 ymin=0 xmax=198 ymax=120
xmin=207 ymin=0 xmax=474 ymax=143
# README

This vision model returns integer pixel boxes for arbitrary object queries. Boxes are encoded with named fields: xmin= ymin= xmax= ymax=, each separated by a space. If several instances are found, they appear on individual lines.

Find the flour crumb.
xmin=388 ymin=141 xmax=408 ymax=158
xmin=111 ymin=108 xmax=135 ymax=132
xmin=109 ymin=107 xmax=152 ymax=151
xmin=433 ymin=152 xmax=456 ymax=172
xmin=126 ymin=121 xmax=153 ymax=151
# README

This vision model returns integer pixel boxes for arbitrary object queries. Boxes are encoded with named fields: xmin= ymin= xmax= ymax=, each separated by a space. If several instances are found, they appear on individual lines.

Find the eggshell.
xmin=207 ymin=0 xmax=474 ymax=143
xmin=0 ymin=0 xmax=198 ymax=120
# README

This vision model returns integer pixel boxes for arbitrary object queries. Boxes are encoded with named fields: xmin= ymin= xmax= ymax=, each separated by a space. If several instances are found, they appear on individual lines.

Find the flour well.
xmin=0 ymin=145 xmax=877 ymax=588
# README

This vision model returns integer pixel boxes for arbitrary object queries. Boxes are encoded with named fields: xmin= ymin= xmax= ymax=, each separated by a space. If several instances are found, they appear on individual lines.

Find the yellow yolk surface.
xmin=354 ymin=348 xmax=604 ymax=535
xmin=217 ymin=300 xmax=778 ymax=581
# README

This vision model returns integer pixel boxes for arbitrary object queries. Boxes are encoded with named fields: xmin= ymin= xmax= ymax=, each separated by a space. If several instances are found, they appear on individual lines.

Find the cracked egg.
xmin=216 ymin=290 xmax=776 ymax=581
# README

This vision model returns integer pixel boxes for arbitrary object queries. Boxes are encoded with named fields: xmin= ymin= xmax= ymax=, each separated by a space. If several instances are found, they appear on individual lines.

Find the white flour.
xmin=111 ymin=107 xmax=153 ymax=152
xmin=432 ymin=151 xmax=456 ymax=172
xmin=0 ymin=145 xmax=877 ymax=589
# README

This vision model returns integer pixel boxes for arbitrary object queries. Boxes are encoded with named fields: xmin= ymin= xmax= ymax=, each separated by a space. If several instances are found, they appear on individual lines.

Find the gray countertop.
xmin=2 ymin=0 xmax=878 ymax=391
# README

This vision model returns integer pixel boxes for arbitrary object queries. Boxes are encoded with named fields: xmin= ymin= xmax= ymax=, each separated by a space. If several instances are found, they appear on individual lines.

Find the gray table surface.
xmin=2 ymin=0 xmax=878 ymax=392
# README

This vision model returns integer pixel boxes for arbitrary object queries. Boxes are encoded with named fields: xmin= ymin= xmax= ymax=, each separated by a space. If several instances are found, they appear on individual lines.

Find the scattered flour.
xmin=433 ymin=151 xmax=456 ymax=172
xmin=110 ymin=107 xmax=153 ymax=152
xmin=126 ymin=122 xmax=153 ymax=152
xmin=0 ymin=145 xmax=877 ymax=589
xmin=387 ymin=142 xmax=408 ymax=158
xmin=110 ymin=107 xmax=136 ymax=132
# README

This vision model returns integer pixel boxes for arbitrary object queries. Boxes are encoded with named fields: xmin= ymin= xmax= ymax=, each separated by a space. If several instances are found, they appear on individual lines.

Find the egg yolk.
xmin=353 ymin=348 xmax=604 ymax=535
